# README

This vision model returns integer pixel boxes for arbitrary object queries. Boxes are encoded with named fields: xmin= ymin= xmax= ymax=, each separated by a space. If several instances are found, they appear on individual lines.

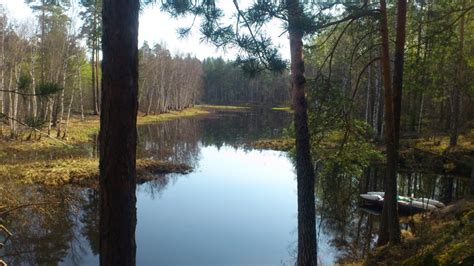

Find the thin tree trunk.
xmin=63 ymin=92 xmax=74 ymax=139
xmin=378 ymin=0 xmax=401 ymax=246
xmin=417 ymin=93 xmax=424 ymax=132
xmin=79 ymin=69 xmax=84 ymax=121
xmin=7 ymin=68 xmax=13 ymax=137
xmin=47 ymin=98 xmax=54 ymax=136
xmin=287 ymin=0 xmax=317 ymax=264
xmin=450 ymin=0 xmax=465 ymax=147
xmin=0 ymin=16 xmax=4 ymax=136
xmin=12 ymin=67 xmax=19 ymax=138
xmin=57 ymin=64 xmax=67 ymax=137
xmin=100 ymin=0 xmax=139 ymax=264
xmin=94 ymin=0 xmax=101 ymax=114
xmin=31 ymin=38 xmax=37 ymax=118
xmin=40 ymin=0 xmax=46 ymax=83
xmin=91 ymin=47 xmax=98 ymax=115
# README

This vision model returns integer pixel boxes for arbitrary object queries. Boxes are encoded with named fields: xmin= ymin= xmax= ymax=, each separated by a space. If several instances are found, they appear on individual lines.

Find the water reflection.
xmin=315 ymin=163 xmax=469 ymax=264
xmin=1 ymin=109 xmax=471 ymax=265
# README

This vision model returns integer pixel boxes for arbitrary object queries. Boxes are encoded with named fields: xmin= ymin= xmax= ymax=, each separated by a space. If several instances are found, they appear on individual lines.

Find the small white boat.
xmin=360 ymin=192 xmax=442 ymax=213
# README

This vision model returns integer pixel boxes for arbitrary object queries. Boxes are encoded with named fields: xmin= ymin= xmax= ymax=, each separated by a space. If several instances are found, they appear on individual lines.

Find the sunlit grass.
xmin=0 ymin=107 xmax=211 ymax=159
xmin=0 ymin=158 xmax=191 ymax=188
xmin=271 ymin=106 xmax=293 ymax=112
xmin=196 ymin=104 xmax=249 ymax=110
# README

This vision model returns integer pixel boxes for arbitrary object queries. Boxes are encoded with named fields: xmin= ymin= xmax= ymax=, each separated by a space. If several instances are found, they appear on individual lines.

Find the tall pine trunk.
xmin=99 ymin=0 xmax=139 ymax=264
xmin=393 ymin=0 xmax=407 ymax=149
xmin=378 ymin=0 xmax=401 ymax=246
xmin=288 ymin=0 xmax=317 ymax=264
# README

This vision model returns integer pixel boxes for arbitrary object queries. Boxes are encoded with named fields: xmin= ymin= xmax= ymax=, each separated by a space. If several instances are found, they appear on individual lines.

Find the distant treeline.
xmin=201 ymin=58 xmax=291 ymax=106
xmin=139 ymin=43 xmax=203 ymax=115
xmin=139 ymin=52 xmax=292 ymax=111
xmin=0 ymin=0 xmax=291 ymax=139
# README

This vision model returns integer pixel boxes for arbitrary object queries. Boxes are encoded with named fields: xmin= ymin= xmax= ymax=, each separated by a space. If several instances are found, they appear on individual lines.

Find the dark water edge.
xmin=1 ymin=109 xmax=470 ymax=265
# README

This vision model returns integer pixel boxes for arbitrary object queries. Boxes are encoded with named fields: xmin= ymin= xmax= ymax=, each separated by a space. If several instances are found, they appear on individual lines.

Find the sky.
xmin=0 ymin=0 xmax=290 ymax=60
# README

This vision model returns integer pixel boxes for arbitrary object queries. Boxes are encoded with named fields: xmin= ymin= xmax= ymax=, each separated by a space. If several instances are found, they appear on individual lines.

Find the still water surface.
xmin=2 ymin=109 xmax=466 ymax=265
xmin=82 ymin=109 xmax=311 ymax=265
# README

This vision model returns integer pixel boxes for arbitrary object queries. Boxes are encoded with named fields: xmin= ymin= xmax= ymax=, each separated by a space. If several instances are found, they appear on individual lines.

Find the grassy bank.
xmin=0 ymin=107 xmax=213 ymax=159
xmin=0 ymin=106 xmax=219 ymax=187
xmin=0 ymin=158 xmax=191 ymax=188
xmin=365 ymin=200 xmax=474 ymax=265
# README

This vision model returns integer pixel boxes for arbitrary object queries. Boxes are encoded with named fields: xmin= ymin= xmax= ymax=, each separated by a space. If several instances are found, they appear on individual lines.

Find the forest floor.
xmin=364 ymin=199 xmax=474 ymax=265
xmin=0 ymin=105 xmax=232 ymax=188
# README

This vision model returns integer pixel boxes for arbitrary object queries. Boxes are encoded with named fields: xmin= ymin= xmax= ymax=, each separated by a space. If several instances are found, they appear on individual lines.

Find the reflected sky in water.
xmin=5 ymin=109 xmax=466 ymax=265
xmin=136 ymin=146 xmax=299 ymax=266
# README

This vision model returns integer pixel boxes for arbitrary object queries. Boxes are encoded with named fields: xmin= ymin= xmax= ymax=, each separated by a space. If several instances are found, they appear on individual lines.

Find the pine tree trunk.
xmin=99 ymin=0 xmax=139 ymax=264
xmin=378 ymin=0 xmax=401 ymax=246
xmin=392 ymin=0 xmax=407 ymax=149
xmin=287 ymin=0 xmax=317 ymax=264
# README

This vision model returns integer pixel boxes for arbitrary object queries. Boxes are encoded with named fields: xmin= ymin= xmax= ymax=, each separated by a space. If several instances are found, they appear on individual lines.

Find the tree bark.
xmin=63 ymin=92 xmax=74 ymax=139
xmin=79 ymin=68 xmax=85 ymax=121
xmin=99 ymin=0 xmax=139 ymax=264
xmin=378 ymin=0 xmax=401 ymax=246
xmin=287 ymin=0 xmax=317 ymax=265
xmin=57 ymin=63 xmax=67 ymax=137
xmin=92 ymin=47 xmax=98 ymax=115
xmin=31 ymin=38 xmax=38 ymax=119
xmin=392 ymin=0 xmax=407 ymax=149
xmin=0 ymin=16 xmax=4 ymax=136
xmin=449 ymin=0 xmax=465 ymax=147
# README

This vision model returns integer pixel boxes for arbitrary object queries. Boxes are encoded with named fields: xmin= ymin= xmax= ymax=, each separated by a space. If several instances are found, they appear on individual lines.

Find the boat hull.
xmin=360 ymin=193 xmax=439 ymax=214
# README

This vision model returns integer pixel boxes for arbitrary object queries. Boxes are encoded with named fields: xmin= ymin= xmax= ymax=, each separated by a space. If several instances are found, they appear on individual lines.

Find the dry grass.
xmin=0 ymin=107 xmax=209 ymax=188
xmin=196 ymin=104 xmax=249 ymax=110
xmin=0 ymin=158 xmax=191 ymax=188
xmin=0 ymin=107 xmax=211 ymax=160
